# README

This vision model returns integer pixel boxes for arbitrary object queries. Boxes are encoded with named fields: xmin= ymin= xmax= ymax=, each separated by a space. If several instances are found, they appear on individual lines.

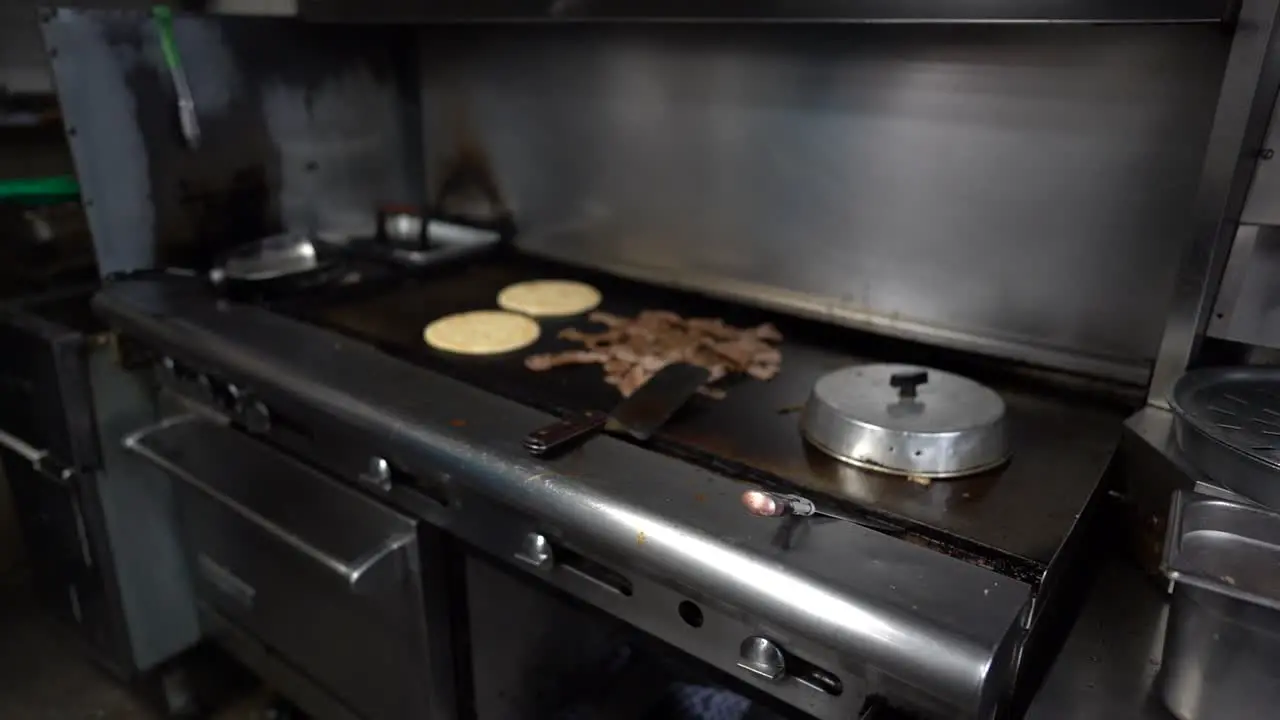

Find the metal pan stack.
xmin=1161 ymin=368 xmax=1280 ymax=720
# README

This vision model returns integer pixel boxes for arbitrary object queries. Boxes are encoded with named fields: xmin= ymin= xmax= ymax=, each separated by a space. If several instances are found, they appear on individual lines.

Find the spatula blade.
xmin=608 ymin=363 xmax=711 ymax=441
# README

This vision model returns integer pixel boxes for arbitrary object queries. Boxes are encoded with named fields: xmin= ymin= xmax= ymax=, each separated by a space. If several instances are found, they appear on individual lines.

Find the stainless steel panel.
xmin=1206 ymin=224 xmax=1280 ymax=350
xmin=207 ymin=0 xmax=298 ymax=15
xmin=465 ymin=555 xmax=632 ymax=720
xmin=1118 ymin=406 xmax=1220 ymax=574
xmin=123 ymin=415 xmax=439 ymax=720
xmin=454 ymin=490 xmax=889 ymax=719
xmin=88 ymin=346 xmax=203 ymax=672
xmin=0 ymin=288 xmax=201 ymax=675
xmin=1148 ymin=0 xmax=1280 ymax=406
xmin=1 ymin=3 xmax=54 ymax=95
xmin=41 ymin=10 xmax=420 ymax=275
xmin=1161 ymin=585 xmax=1280 ymax=720
xmin=1159 ymin=493 xmax=1280 ymax=720
xmin=1024 ymin=559 xmax=1172 ymax=720
xmin=302 ymin=0 xmax=1230 ymax=23
xmin=421 ymin=25 xmax=1225 ymax=382
xmin=201 ymin=609 xmax=363 ymax=720
xmin=1242 ymin=91 xmax=1280 ymax=224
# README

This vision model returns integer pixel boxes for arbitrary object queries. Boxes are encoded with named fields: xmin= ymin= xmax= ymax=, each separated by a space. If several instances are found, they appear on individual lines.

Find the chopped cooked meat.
xmin=524 ymin=350 xmax=609 ymax=371
xmin=747 ymin=363 xmax=781 ymax=381
xmin=558 ymin=327 xmax=625 ymax=348
xmin=753 ymin=323 xmax=783 ymax=342
xmin=524 ymin=308 xmax=783 ymax=399
xmin=612 ymin=345 xmax=641 ymax=364
xmin=618 ymin=364 xmax=656 ymax=397
xmin=705 ymin=365 xmax=729 ymax=383
xmin=685 ymin=318 xmax=737 ymax=340
xmin=638 ymin=309 xmax=683 ymax=325
xmin=588 ymin=311 xmax=628 ymax=328
xmin=639 ymin=355 xmax=672 ymax=372
xmin=524 ymin=354 xmax=556 ymax=371
xmin=750 ymin=347 xmax=782 ymax=366
xmin=707 ymin=339 xmax=762 ymax=368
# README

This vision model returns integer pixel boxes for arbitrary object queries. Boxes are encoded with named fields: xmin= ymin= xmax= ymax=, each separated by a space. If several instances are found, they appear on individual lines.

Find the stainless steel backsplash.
xmin=44 ymin=10 xmax=421 ymax=275
xmin=419 ymin=25 xmax=1227 ymax=382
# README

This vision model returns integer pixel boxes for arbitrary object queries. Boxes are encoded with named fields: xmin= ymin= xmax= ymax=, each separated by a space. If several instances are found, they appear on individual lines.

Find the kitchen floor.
xmin=0 ymin=568 xmax=269 ymax=720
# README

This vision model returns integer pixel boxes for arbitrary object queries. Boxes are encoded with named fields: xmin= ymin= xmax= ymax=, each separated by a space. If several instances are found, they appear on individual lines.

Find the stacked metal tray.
xmin=1161 ymin=491 xmax=1280 ymax=720
xmin=1171 ymin=367 xmax=1280 ymax=509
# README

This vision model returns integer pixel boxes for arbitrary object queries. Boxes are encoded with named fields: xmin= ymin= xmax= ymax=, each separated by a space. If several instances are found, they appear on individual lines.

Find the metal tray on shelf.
xmin=1160 ymin=491 xmax=1280 ymax=720
xmin=1170 ymin=367 xmax=1280 ymax=509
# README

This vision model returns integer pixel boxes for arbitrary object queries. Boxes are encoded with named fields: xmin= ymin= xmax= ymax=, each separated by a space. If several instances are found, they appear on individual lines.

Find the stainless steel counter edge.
xmin=1124 ymin=406 xmax=1244 ymax=500
xmin=93 ymin=279 xmax=1031 ymax=717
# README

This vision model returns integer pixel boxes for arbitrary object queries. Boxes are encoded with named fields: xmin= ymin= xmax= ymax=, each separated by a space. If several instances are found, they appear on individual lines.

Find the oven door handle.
xmin=124 ymin=415 xmax=415 ymax=590
xmin=0 ymin=426 xmax=76 ymax=484
xmin=0 ymin=426 xmax=46 ymax=465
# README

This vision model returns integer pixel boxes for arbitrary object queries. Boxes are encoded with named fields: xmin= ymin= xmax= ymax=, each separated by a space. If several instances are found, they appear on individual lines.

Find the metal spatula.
xmin=524 ymin=363 xmax=711 ymax=457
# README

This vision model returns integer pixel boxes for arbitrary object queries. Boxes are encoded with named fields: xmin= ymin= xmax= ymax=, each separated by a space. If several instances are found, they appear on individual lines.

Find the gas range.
xmin=93 ymin=251 xmax=1120 ymax=720
xmin=276 ymin=253 xmax=1121 ymax=577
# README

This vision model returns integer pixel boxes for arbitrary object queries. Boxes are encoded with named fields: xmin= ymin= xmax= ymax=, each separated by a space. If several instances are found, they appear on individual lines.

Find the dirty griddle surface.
xmin=282 ymin=253 xmax=1122 ymax=575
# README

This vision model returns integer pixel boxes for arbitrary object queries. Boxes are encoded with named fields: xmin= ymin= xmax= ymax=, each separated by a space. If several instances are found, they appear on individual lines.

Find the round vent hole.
xmin=678 ymin=600 xmax=704 ymax=628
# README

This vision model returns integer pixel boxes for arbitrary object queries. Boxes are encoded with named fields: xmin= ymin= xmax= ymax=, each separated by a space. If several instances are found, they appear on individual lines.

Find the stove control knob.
xmin=737 ymin=636 xmax=786 ymax=681
xmin=515 ymin=532 xmax=554 ymax=570
xmin=194 ymin=374 xmax=215 ymax=402
xmin=742 ymin=490 xmax=816 ymax=518
xmin=359 ymin=456 xmax=393 ymax=492
xmin=243 ymin=399 xmax=271 ymax=435
xmin=225 ymin=384 xmax=245 ymax=413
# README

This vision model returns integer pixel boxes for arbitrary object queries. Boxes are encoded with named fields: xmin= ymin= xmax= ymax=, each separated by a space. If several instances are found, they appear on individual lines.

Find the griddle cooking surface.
xmin=280 ymin=253 xmax=1122 ymax=575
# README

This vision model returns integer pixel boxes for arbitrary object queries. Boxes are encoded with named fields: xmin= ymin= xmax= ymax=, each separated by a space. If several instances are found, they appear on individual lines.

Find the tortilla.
xmin=423 ymin=310 xmax=541 ymax=355
xmin=497 ymin=280 xmax=602 ymax=318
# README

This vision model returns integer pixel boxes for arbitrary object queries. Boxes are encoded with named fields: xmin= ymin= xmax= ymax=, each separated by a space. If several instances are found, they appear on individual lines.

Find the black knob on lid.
xmin=890 ymin=370 xmax=928 ymax=399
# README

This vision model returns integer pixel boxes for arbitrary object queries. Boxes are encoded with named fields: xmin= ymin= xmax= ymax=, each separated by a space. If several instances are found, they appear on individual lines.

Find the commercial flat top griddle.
xmin=278 ymin=252 xmax=1123 ymax=581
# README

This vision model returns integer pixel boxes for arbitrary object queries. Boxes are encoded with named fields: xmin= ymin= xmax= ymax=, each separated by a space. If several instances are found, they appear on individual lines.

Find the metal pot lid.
xmin=218 ymin=233 xmax=324 ymax=282
xmin=800 ymin=363 xmax=1010 ymax=478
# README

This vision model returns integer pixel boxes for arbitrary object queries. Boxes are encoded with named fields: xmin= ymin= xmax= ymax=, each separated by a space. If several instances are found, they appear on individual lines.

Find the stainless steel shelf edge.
xmin=1162 ymin=492 xmax=1280 ymax=611
xmin=300 ymin=0 xmax=1230 ymax=24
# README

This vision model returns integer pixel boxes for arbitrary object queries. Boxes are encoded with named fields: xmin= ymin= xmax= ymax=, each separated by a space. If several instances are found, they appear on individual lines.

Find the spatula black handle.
xmin=524 ymin=411 xmax=608 ymax=457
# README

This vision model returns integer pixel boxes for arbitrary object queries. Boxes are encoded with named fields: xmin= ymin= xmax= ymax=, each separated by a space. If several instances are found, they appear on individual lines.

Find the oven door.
xmin=123 ymin=414 xmax=441 ymax=720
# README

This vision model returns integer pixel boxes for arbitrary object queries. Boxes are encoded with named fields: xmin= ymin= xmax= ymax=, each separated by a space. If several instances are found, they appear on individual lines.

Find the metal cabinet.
xmin=0 ymin=287 xmax=200 ymax=677
xmin=125 ymin=415 xmax=445 ymax=720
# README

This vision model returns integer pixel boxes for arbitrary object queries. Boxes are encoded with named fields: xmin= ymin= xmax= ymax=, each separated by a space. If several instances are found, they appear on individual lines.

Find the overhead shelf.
xmin=297 ymin=0 xmax=1232 ymax=24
